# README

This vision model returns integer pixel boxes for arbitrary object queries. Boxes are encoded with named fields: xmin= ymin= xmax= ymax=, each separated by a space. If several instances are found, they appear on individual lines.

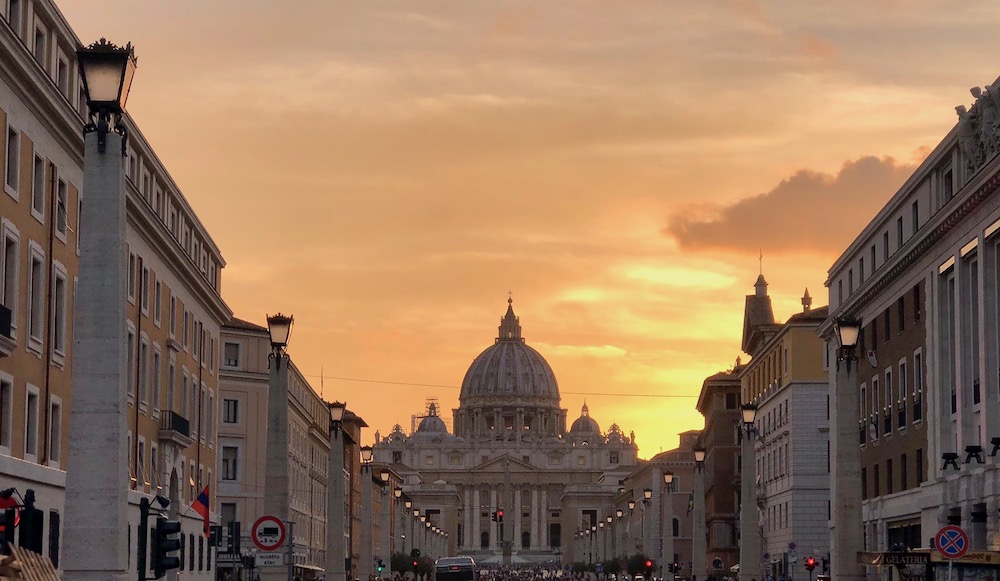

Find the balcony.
xmin=159 ymin=410 xmax=193 ymax=447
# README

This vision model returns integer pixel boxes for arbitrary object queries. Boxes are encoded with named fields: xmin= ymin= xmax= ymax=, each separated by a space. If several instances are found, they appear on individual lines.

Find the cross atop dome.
xmin=498 ymin=295 xmax=523 ymax=342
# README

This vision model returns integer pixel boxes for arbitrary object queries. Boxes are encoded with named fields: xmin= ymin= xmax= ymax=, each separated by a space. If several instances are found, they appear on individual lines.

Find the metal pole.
xmin=138 ymin=498 xmax=149 ymax=581
xmin=287 ymin=521 xmax=294 ymax=581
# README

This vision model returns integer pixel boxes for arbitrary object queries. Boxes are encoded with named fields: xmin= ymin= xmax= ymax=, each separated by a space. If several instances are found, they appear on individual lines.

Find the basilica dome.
xmin=570 ymin=402 xmax=600 ymax=434
xmin=459 ymin=299 xmax=560 ymax=407
xmin=415 ymin=403 xmax=448 ymax=433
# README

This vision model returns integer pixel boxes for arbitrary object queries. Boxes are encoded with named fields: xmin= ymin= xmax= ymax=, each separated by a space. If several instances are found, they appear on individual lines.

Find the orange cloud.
xmin=664 ymin=156 xmax=916 ymax=255
xmin=800 ymin=32 xmax=838 ymax=60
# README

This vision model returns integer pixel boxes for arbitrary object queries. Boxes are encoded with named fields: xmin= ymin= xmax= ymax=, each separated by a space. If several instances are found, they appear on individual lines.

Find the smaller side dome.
xmin=570 ymin=402 xmax=600 ymax=434
xmin=416 ymin=402 xmax=448 ymax=433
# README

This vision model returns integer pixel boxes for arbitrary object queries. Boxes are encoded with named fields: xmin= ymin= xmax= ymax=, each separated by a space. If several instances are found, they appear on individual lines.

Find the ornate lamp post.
xmin=832 ymin=317 xmax=863 ymax=581
xmin=662 ymin=471 xmax=674 ymax=581
xmin=739 ymin=403 xmax=761 ymax=581
xmin=360 ymin=446 xmax=375 ymax=579
xmin=262 ymin=312 xmax=296 ymax=581
xmin=606 ymin=515 xmax=614 ymax=562
xmin=615 ymin=509 xmax=624 ymax=559
xmin=628 ymin=499 xmax=636 ymax=551
xmin=692 ymin=448 xmax=707 ymax=581
xmin=642 ymin=488 xmax=653 ymax=552
xmin=63 ymin=38 xmax=138 ymax=581
xmin=327 ymin=401 xmax=348 ymax=581
xmin=378 ymin=470 xmax=391 ymax=577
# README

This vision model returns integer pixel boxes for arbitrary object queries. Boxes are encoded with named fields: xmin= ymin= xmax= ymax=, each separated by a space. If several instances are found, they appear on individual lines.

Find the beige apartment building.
xmin=0 ymin=0 xmax=230 ymax=577
xmin=217 ymin=317 xmax=334 ymax=580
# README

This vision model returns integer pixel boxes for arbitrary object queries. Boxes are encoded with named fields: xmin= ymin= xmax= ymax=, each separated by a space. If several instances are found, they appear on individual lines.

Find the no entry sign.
xmin=251 ymin=515 xmax=286 ymax=551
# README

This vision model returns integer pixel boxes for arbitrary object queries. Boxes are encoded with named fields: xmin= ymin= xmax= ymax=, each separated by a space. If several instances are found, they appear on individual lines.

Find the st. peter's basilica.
xmin=373 ymin=299 xmax=640 ymax=564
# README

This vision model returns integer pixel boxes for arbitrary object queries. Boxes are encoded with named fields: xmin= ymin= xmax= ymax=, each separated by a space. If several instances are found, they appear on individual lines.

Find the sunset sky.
xmin=61 ymin=0 xmax=1000 ymax=456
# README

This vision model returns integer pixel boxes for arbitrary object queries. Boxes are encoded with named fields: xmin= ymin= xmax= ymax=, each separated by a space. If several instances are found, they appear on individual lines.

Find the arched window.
xmin=672 ymin=517 xmax=680 ymax=537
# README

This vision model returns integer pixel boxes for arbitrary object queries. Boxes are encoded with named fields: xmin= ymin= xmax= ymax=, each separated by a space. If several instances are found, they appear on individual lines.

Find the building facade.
xmin=372 ymin=299 xmax=640 ymax=565
xmin=695 ymin=368 xmax=742 ymax=576
xmin=824 ymin=79 xmax=1000 ymax=562
xmin=741 ymin=279 xmax=831 ymax=580
xmin=1 ymin=0 xmax=229 ymax=577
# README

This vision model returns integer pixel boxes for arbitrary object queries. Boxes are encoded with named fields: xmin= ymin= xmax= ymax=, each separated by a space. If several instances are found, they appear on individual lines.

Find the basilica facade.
xmin=372 ymin=300 xmax=640 ymax=564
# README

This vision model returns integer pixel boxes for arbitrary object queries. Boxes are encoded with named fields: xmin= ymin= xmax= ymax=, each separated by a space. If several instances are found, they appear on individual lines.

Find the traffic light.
xmin=667 ymin=563 xmax=674 ymax=573
xmin=152 ymin=517 xmax=182 ymax=578
xmin=377 ymin=559 xmax=384 ymax=572
xmin=496 ymin=509 xmax=504 ymax=523
xmin=805 ymin=556 xmax=817 ymax=572
xmin=674 ymin=562 xmax=680 ymax=574
xmin=645 ymin=559 xmax=653 ymax=574
xmin=412 ymin=560 xmax=419 ymax=570
xmin=491 ymin=511 xmax=497 ymax=522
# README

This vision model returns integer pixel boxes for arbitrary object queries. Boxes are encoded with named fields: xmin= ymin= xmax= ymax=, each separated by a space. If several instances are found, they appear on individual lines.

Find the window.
xmin=181 ymin=371 xmax=189 ymax=417
xmin=27 ymin=248 xmax=44 ymax=346
xmin=900 ymin=454 xmax=908 ymax=491
xmin=861 ymin=467 xmax=867 ymax=500
xmin=127 ymin=330 xmax=135 ymax=404
xmin=169 ymin=296 xmax=176 ymax=336
xmin=127 ymin=253 xmax=136 ymax=301
xmin=883 ymin=310 xmax=891 ymax=342
xmin=873 ymin=462 xmax=880 ymax=497
xmin=883 ymin=231 xmax=889 ymax=262
xmin=0 ymin=375 xmax=11 ymax=451
xmin=1 ymin=226 xmax=18 ymax=324
xmin=898 ymin=361 xmax=907 ymax=428
xmin=167 ymin=362 xmax=175 ymax=411
xmin=943 ymin=169 xmax=954 ymax=199
xmin=871 ymin=245 xmax=877 ymax=271
xmin=49 ymin=398 xmax=61 ymax=463
xmin=887 ymin=458 xmax=893 ymax=494
xmin=913 ymin=284 xmax=921 ymax=321
xmin=56 ymin=57 xmax=68 ymax=95
xmin=912 ymin=200 xmax=919 ymax=234
xmin=5 ymin=126 xmax=19 ymax=196
xmin=897 ymin=297 xmax=905 ymax=333
xmin=153 ymin=281 xmax=161 ymax=324
xmin=140 ymin=267 xmax=149 ymax=313
xmin=221 ymin=446 xmax=238 ymax=480
xmin=25 ymin=387 xmax=38 ymax=458
xmin=139 ymin=340 xmax=149 ymax=405
xmin=897 ymin=216 xmax=904 ymax=247
xmin=152 ymin=349 xmax=161 ymax=410
xmin=725 ymin=393 xmax=738 ymax=409
xmin=55 ymin=179 xmax=67 ymax=237
xmin=31 ymin=154 xmax=44 ymax=218
xmin=913 ymin=351 xmax=922 ymax=422
xmin=223 ymin=342 xmax=239 ymax=367
xmin=51 ymin=267 xmax=67 ymax=355
xmin=32 ymin=26 xmax=44 ymax=64
xmin=916 ymin=448 xmax=924 ymax=484
xmin=7 ymin=0 xmax=21 ymax=33
xmin=609 ymin=452 xmax=619 ymax=464
xmin=182 ymin=310 xmax=189 ymax=347
xmin=222 ymin=399 xmax=238 ymax=424
xmin=848 ymin=269 xmax=854 ymax=294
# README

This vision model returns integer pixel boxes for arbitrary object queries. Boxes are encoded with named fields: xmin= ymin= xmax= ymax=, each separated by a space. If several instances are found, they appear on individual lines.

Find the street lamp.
xmin=77 ymin=38 xmax=137 ymax=153
xmin=63 ymin=37 xmax=138 ymax=579
xmin=327 ymin=401 xmax=349 ymax=581
xmin=692 ymin=448 xmax=707 ymax=581
xmin=360 ymin=445 xmax=375 ymax=579
xmin=739 ymin=403 xmax=761 ymax=581
xmin=662 ymin=471 xmax=674 ymax=581
xmin=641 ymin=488 xmax=653 ymax=552
xmin=266 ymin=313 xmax=293 ymax=368
xmin=832 ymin=316 xmax=864 ymax=581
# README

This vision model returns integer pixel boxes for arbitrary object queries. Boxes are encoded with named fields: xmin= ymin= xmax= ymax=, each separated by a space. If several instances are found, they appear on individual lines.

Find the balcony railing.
xmin=159 ymin=410 xmax=193 ymax=446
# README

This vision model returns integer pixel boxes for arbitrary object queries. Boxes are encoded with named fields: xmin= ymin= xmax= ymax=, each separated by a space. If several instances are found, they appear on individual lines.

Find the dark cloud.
xmin=664 ymin=156 xmax=916 ymax=254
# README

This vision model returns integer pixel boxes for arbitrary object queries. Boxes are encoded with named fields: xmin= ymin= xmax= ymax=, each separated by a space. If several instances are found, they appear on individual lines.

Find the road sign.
xmin=935 ymin=525 xmax=969 ymax=560
xmin=256 ymin=552 xmax=283 ymax=567
xmin=789 ymin=542 xmax=797 ymax=551
xmin=251 ymin=516 xmax=286 ymax=551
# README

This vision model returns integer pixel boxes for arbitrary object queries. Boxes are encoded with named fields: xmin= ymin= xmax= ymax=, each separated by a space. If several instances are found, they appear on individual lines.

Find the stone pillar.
xmin=63 ymin=131 xmax=130 ymax=581
xmin=541 ymin=488 xmax=548 ymax=548
xmin=831 ymin=354 xmax=864 ymax=581
xmin=327 ymin=429 xmax=347 ymax=581
xmin=693 ymin=466 xmax=707 ymax=581
xmin=514 ymin=488 xmax=522 ymax=550
xmin=464 ymin=489 xmax=472 ymax=549
xmin=491 ymin=488 xmax=499 ymax=550
xmin=739 ymin=428 xmax=762 ymax=581
xmin=261 ymin=342 xmax=292 ymax=581
xmin=531 ymin=488 xmax=539 ymax=550
xmin=662 ymin=474 xmax=674 ymax=580
xmin=381 ymin=488 xmax=392 ymax=576
xmin=360 ymin=471 xmax=374 ymax=579
xmin=473 ymin=488 xmax=482 ymax=549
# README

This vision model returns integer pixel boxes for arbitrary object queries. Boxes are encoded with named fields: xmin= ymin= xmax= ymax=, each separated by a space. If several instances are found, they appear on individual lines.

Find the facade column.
xmin=531 ymin=488 xmax=539 ymax=550
xmin=514 ymin=488 xmax=522 ymax=551
xmin=491 ymin=488 xmax=499 ymax=550
xmin=540 ymin=488 xmax=548 ymax=548
xmin=464 ymin=488 xmax=473 ymax=550
xmin=473 ymin=488 xmax=481 ymax=550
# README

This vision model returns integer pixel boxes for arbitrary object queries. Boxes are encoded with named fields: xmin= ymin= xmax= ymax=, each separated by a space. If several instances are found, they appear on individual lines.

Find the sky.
xmin=60 ymin=0 xmax=1000 ymax=457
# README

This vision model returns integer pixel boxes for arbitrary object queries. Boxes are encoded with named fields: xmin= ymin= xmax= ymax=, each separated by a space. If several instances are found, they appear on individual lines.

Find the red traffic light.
xmin=805 ymin=557 xmax=817 ymax=571
xmin=645 ymin=560 xmax=652 ymax=568
xmin=497 ymin=510 xmax=503 ymax=517
xmin=413 ymin=561 xmax=419 ymax=568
